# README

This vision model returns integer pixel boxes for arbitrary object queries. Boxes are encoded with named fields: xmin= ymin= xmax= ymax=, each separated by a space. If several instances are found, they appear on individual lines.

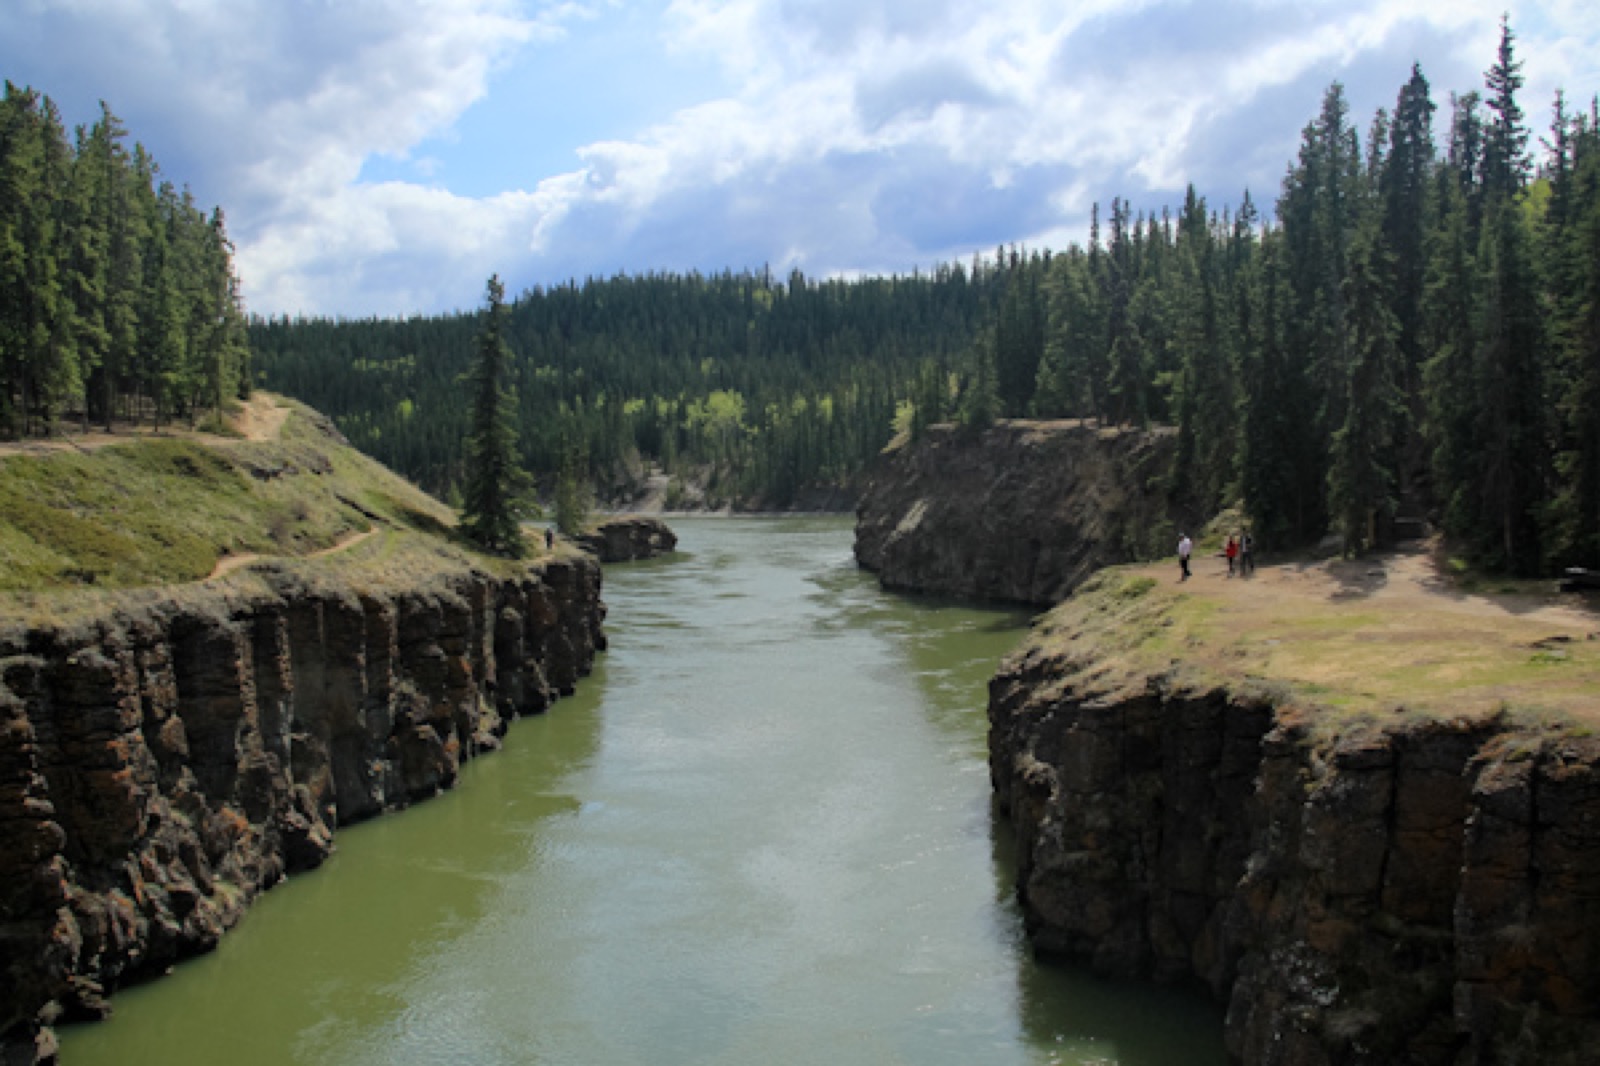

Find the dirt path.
xmin=206 ymin=526 xmax=381 ymax=581
xmin=0 ymin=393 xmax=289 ymax=458
xmin=1125 ymin=542 xmax=1600 ymax=721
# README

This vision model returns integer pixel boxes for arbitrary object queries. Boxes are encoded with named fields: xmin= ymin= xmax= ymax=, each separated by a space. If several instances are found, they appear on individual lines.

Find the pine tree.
xmin=62 ymin=117 xmax=111 ymax=430
xmin=461 ymin=275 xmax=535 ymax=556
xmin=1240 ymin=229 xmax=1319 ymax=547
xmin=553 ymin=439 xmax=591 ymax=537
xmin=1483 ymin=16 xmax=1531 ymax=198
xmin=1546 ymin=100 xmax=1600 ymax=566
xmin=1327 ymin=223 xmax=1404 ymax=554
xmin=1169 ymin=186 xmax=1235 ymax=514
xmin=957 ymin=331 xmax=1001 ymax=430
xmin=1381 ymin=65 xmax=1436 ymax=417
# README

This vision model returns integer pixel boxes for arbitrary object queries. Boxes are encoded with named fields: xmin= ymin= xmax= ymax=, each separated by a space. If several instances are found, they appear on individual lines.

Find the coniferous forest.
xmin=0 ymin=84 xmax=251 ymax=436
xmin=5 ymin=22 xmax=1600 ymax=575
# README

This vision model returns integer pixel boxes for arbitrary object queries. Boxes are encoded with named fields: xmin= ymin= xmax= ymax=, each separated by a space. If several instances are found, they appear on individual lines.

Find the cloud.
xmin=5 ymin=1 xmax=1598 ymax=316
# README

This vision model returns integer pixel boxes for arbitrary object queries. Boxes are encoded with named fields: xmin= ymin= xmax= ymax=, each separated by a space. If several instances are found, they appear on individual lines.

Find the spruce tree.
xmin=461 ymin=274 xmax=534 ymax=556
xmin=1381 ymin=65 xmax=1436 ymax=421
xmin=1240 ymin=229 xmax=1318 ymax=547
xmin=1469 ymin=21 xmax=1547 ymax=574
xmin=1546 ymin=102 xmax=1600 ymax=566
xmin=553 ymin=439 xmax=591 ymax=538
xmin=1327 ymin=224 xmax=1404 ymax=554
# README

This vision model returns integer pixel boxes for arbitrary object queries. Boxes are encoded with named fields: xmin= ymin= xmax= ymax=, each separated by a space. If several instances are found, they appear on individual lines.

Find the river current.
xmin=59 ymin=516 xmax=1224 ymax=1065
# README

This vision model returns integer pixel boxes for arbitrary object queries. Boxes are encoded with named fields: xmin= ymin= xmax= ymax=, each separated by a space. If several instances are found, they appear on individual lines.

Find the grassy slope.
xmin=1026 ymin=546 xmax=1600 ymax=733
xmin=0 ymin=396 xmax=562 ymax=628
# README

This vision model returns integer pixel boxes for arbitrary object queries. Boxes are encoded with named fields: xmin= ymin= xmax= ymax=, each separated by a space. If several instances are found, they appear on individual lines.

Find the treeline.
xmin=252 ymin=265 xmax=1000 ymax=507
xmin=947 ymin=20 xmax=1600 ymax=575
xmin=255 ymin=20 xmax=1596 ymax=573
xmin=0 ymin=83 xmax=250 ymax=438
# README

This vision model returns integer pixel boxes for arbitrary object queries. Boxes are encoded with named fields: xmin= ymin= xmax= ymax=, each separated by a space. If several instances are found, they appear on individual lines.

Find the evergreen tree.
xmin=461 ymin=275 xmax=534 ymax=556
xmin=1281 ymin=83 xmax=1361 ymax=522
xmin=61 ymin=117 xmax=111 ymax=430
xmin=1381 ymin=65 xmax=1436 ymax=423
xmin=1546 ymin=100 xmax=1600 ymax=566
xmin=1240 ymin=229 xmax=1320 ymax=547
xmin=1482 ymin=16 xmax=1531 ymax=197
xmin=957 ymin=332 xmax=1001 ymax=430
xmin=993 ymin=256 xmax=1043 ymax=416
xmin=553 ymin=439 xmax=592 ymax=537
xmin=1168 ymin=186 xmax=1235 ymax=514
xmin=1555 ymin=118 xmax=1600 ymax=563
xmin=1035 ymin=247 xmax=1103 ymax=418
xmin=1327 ymin=223 xmax=1404 ymax=553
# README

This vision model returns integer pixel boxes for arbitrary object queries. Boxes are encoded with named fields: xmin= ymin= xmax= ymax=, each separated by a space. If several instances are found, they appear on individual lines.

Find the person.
xmin=1225 ymin=534 xmax=1239 ymax=577
xmin=545 ymin=527 xmax=555 ymax=550
xmin=1241 ymin=531 xmax=1255 ymax=576
xmin=1178 ymin=533 xmax=1192 ymax=581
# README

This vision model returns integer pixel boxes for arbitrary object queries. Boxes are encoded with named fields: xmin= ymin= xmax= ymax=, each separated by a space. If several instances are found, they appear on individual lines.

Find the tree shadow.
xmin=1327 ymin=556 xmax=1389 ymax=601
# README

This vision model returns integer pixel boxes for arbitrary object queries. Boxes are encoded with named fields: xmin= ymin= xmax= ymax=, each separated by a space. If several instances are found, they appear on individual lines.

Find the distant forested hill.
xmin=62 ymin=18 xmax=1596 ymax=574
xmin=251 ymin=265 xmax=1003 ymax=509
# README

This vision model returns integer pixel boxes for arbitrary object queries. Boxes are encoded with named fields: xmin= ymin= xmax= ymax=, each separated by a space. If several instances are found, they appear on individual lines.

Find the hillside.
xmin=0 ymin=397 xmax=607 ymax=1064
xmin=0 ymin=392 xmax=578 ymax=604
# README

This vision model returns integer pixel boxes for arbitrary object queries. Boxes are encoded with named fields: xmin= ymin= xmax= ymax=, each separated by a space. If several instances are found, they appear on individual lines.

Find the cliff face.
xmin=575 ymin=516 xmax=678 ymax=563
xmin=989 ymin=644 xmax=1600 ymax=1065
xmin=0 ymin=555 xmax=604 ymax=1062
xmin=854 ymin=420 xmax=1177 ymax=606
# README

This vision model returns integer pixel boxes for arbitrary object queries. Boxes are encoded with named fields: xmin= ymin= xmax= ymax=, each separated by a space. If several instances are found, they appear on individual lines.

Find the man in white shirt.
xmin=1178 ymin=533 xmax=1193 ymax=581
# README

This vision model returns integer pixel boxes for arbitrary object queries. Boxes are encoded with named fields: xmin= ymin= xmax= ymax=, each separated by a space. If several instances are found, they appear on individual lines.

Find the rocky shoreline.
xmin=854 ymin=420 xmax=1178 ymax=606
xmin=989 ymin=642 xmax=1600 ymax=1065
xmin=0 ymin=553 xmax=605 ymax=1063
xmin=855 ymin=418 xmax=1600 ymax=1063
xmin=574 ymin=515 xmax=678 ymax=563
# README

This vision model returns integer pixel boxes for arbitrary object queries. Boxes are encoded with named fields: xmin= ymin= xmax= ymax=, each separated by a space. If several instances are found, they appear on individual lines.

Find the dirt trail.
xmin=206 ymin=526 xmax=381 ymax=581
xmin=0 ymin=393 xmax=289 ymax=458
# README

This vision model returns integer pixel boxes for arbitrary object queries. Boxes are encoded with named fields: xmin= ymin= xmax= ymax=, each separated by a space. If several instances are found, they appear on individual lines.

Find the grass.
xmin=1023 ymin=548 xmax=1600 ymax=732
xmin=0 ymin=396 xmax=556 ymax=606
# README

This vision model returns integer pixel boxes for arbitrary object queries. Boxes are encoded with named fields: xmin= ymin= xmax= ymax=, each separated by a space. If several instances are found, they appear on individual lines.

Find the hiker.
xmin=545 ymin=527 xmax=555 ymax=550
xmin=1241 ymin=532 xmax=1255 ymax=576
xmin=1178 ymin=533 xmax=1192 ymax=581
xmin=1225 ymin=534 xmax=1239 ymax=577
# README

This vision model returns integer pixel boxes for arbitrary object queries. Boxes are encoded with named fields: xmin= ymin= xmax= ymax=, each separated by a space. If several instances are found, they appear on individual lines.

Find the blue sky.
xmin=3 ymin=1 xmax=1597 ymax=318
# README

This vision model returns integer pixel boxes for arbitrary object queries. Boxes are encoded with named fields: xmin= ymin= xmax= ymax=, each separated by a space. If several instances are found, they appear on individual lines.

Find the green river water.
xmin=58 ymin=516 xmax=1225 ymax=1065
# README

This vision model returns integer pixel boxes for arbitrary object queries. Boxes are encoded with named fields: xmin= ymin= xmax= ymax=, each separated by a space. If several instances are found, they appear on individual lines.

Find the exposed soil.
xmin=0 ymin=393 xmax=288 ymax=457
xmin=1121 ymin=541 xmax=1600 ymax=724
xmin=206 ymin=526 xmax=380 ymax=581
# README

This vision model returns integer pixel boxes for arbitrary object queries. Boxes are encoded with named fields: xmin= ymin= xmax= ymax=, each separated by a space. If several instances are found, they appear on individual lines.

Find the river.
xmin=58 ymin=516 xmax=1225 ymax=1066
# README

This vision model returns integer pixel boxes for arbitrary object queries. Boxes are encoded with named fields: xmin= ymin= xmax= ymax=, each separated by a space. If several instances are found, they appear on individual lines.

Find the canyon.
xmin=0 ymin=552 xmax=605 ymax=1064
xmin=856 ymin=420 xmax=1600 ymax=1064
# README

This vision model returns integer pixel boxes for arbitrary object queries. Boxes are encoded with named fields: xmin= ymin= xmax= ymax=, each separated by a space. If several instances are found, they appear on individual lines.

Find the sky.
xmin=3 ymin=1 xmax=1598 ymax=319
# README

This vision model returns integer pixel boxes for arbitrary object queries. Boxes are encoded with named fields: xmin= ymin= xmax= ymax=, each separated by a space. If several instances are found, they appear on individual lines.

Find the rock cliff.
xmin=854 ymin=420 xmax=1178 ymax=605
xmin=575 ymin=516 xmax=678 ymax=563
xmin=0 ymin=553 xmax=604 ymax=1063
xmin=990 ymin=633 xmax=1600 ymax=1065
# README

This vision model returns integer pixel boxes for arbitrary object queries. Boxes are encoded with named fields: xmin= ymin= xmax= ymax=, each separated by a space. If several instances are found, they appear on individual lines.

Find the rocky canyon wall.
xmin=0 ymin=555 xmax=605 ymax=1063
xmin=854 ymin=420 xmax=1179 ymax=606
xmin=989 ymin=643 xmax=1600 ymax=1065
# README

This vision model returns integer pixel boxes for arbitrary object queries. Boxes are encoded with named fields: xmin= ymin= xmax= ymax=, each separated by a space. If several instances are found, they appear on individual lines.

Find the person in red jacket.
xmin=1225 ymin=533 xmax=1239 ymax=577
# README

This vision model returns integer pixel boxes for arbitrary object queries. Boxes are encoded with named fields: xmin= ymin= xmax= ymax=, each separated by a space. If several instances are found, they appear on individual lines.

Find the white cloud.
xmin=6 ymin=0 xmax=1598 ymax=315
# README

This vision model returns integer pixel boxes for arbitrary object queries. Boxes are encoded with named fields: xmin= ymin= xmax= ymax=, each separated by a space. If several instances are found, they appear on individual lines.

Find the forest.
xmin=4 ymin=21 xmax=1599 ymax=576
xmin=0 ymin=83 xmax=251 ymax=437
